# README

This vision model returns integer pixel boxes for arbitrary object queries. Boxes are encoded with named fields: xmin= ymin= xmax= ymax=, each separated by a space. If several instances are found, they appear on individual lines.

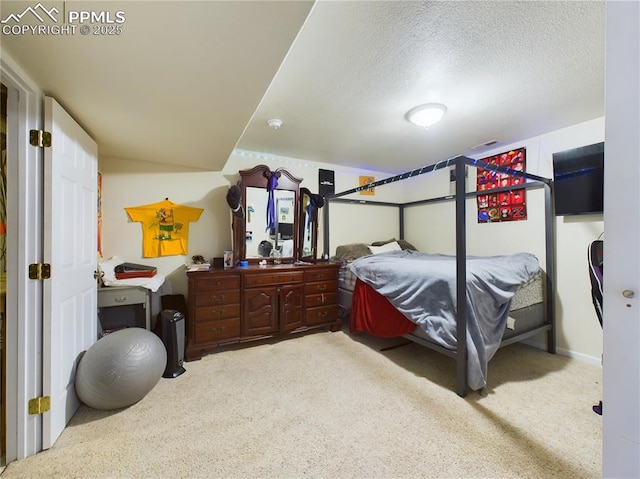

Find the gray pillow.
xmin=371 ymin=238 xmax=417 ymax=251
xmin=335 ymin=243 xmax=372 ymax=262
xmin=371 ymin=238 xmax=397 ymax=247
xmin=397 ymin=239 xmax=417 ymax=251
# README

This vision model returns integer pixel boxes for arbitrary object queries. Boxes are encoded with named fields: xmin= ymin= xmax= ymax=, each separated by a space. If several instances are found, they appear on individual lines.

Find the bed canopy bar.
xmin=322 ymin=155 xmax=555 ymax=397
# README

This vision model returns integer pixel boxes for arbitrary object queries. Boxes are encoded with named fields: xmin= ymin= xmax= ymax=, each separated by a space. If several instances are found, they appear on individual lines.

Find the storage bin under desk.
xmin=98 ymin=285 xmax=150 ymax=333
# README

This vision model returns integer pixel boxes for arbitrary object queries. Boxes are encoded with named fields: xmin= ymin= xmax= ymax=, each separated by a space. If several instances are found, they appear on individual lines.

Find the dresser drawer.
xmin=193 ymin=290 xmax=241 ymax=308
xmin=194 ymin=319 xmax=240 ymax=343
xmin=98 ymin=287 xmax=147 ymax=308
xmin=304 ymin=280 xmax=337 ymax=295
xmin=244 ymin=271 xmax=304 ymax=288
xmin=305 ymin=292 xmax=337 ymax=308
xmin=305 ymin=268 xmax=339 ymax=283
xmin=306 ymin=305 xmax=338 ymax=326
xmin=193 ymin=275 xmax=240 ymax=291
xmin=193 ymin=304 xmax=240 ymax=323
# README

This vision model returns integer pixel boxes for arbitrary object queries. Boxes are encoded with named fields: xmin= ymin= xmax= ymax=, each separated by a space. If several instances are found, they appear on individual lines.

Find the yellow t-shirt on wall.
xmin=125 ymin=199 xmax=203 ymax=258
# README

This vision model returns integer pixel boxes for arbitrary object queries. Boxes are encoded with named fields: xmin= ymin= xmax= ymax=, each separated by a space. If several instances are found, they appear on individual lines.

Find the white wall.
xmin=403 ymin=117 xmax=605 ymax=362
xmin=99 ymin=157 xmax=231 ymax=298
xmin=99 ymin=152 xmax=396 ymax=297
xmin=103 ymin=118 xmax=605 ymax=362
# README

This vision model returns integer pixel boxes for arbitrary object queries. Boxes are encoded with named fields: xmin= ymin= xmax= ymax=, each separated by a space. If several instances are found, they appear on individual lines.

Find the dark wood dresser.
xmin=186 ymin=262 xmax=341 ymax=361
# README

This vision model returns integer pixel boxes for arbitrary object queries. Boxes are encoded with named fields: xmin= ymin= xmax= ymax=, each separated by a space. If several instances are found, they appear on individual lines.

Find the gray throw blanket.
xmin=350 ymin=250 xmax=540 ymax=390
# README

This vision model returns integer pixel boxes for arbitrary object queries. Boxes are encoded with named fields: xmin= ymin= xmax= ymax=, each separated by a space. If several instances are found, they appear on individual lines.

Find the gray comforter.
xmin=350 ymin=250 xmax=540 ymax=390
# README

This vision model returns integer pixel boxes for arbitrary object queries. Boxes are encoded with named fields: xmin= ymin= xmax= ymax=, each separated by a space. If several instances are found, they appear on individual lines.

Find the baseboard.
xmin=521 ymin=338 xmax=603 ymax=367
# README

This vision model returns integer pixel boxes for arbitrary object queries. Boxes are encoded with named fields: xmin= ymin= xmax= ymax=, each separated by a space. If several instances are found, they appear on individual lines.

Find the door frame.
xmin=0 ymin=52 xmax=44 ymax=462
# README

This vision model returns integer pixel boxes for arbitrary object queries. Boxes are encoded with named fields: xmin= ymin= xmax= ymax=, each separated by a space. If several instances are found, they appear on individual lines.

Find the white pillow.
xmin=368 ymin=241 xmax=402 ymax=255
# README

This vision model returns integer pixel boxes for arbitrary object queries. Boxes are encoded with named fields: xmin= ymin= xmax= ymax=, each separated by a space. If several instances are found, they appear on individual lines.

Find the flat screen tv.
xmin=552 ymin=142 xmax=604 ymax=216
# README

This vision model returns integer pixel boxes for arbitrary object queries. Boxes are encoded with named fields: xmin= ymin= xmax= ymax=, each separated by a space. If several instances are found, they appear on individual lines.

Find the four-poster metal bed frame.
xmin=322 ymin=155 xmax=556 ymax=397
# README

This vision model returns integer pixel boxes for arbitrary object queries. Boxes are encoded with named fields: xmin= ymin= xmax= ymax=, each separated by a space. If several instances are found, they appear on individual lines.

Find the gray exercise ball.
xmin=75 ymin=327 xmax=167 ymax=410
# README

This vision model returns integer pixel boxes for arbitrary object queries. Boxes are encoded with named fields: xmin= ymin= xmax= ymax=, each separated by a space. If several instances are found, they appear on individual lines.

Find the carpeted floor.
xmin=2 ymin=327 xmax=602 ymax=478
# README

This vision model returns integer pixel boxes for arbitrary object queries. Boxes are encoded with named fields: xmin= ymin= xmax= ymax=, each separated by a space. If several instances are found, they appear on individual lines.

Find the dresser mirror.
xmin=245 ymin=187 xmax=296 ymax=258
xmin=233 ymin=165 xmax=302 ymax=264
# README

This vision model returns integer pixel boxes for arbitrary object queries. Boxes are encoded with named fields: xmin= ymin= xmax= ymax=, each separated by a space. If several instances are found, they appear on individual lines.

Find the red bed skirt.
xmin=350 ymin=279 xmax=417 ymax=337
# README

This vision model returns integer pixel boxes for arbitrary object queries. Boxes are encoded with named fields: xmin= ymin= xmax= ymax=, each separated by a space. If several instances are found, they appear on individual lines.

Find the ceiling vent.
xmin=469 ymin=140 xmax=499 ymax=151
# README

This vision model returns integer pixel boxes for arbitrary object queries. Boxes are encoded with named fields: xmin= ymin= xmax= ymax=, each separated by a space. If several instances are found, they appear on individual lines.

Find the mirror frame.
xmin=299 ymin=187 xmax=319 ymax=262
xmin=233 ymin=165 xmax=302 ymax=265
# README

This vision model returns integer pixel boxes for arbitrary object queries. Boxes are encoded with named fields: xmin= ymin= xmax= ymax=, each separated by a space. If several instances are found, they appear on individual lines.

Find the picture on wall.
xmin=476 ymin=147 xmax=527 ymax=223
xmin=359 ymin=176 xmax=375 ymax=195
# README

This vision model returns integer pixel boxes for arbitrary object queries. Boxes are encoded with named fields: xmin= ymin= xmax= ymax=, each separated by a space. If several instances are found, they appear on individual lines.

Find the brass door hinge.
xmin=29 ymin=129 xmax=52 ymax=148
xmin=29 ymin=263 xmax=51 ymax=280
xmin=28 ymin=396 xmax=51 ymax=415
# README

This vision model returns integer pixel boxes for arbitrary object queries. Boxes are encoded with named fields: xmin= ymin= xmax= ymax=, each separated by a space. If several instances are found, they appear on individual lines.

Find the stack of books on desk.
xmin=185 ymin=262 xmax=210 ymax=272
xmin=114 ymin=262 xmax=157 ymax=279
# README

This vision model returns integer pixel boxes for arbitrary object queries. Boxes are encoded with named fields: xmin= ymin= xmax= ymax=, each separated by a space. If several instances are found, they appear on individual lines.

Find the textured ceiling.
xmin=238 ymin=0 xmax=606 ymax=173
xmin=1 ymin=1 xmax=605 ymax=173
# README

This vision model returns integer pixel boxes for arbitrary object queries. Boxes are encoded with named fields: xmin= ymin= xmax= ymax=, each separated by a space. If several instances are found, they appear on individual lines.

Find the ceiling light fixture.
xmin=405 ymin=103 xmax=447 ymax=128
xmin=267 ymin=118 xmax=283 ymax=130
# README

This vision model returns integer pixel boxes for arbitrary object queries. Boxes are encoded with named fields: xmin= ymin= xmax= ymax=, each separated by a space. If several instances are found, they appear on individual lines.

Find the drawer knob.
xmin=211 ymin=295 xmax=223 ymax=303
xmin=114 ymin=296 xmax=127 ymax=302
xmin=317 ymin=285 xmax=326 ymax=292
xmin=211 ymin=327 xmax=226 ymax=335
xmin=212 ymin=310 xmax=224 ymax=318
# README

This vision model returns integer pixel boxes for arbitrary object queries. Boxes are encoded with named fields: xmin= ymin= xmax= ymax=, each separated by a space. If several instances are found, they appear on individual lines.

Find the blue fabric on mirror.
xmin=266 ymin=172 xmax=278 ymax=234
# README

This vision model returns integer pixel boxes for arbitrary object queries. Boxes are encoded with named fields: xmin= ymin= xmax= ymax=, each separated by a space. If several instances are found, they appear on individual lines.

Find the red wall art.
xmin=476 ymin=148 xmax=527 ymax=223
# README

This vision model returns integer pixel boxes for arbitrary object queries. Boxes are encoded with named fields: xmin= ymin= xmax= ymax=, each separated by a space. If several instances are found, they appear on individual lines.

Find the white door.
xmin=42 ymin=97 xmax=98 ymax=449
xmin=603 ymin=2 xmax=640 ymax=477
